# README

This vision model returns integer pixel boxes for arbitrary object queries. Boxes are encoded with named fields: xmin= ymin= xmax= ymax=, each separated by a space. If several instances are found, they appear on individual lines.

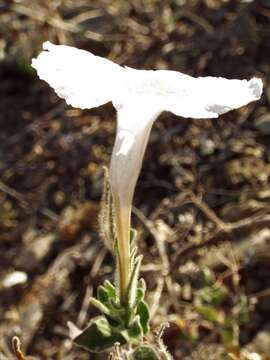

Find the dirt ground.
xmin=0 ymin=0 xmax=270 ymax=359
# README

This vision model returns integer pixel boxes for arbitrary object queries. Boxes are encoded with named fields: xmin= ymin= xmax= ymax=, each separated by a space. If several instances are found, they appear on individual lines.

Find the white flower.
xmin=32 ymin=41 xmax=263 ymax=296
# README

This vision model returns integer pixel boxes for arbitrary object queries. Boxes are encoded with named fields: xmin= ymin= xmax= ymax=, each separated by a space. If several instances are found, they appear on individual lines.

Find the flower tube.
xmin=109 ymin=102 xmax=161 ymax=298
xmin=32 ymin=42 xmax=263 ymax=300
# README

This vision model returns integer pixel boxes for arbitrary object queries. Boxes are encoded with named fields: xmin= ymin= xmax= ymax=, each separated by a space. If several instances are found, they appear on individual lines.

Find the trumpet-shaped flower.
xmin=32 ymin=42 xmax=263 ymax=298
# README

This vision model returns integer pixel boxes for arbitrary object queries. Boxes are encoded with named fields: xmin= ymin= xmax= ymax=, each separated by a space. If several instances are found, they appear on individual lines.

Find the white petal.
xmin=32 ymin=41 xmax=125 ymax=109
xmin=123 ymin=68 xmax=263 ymax=119
xmin=32 ymin=43 xmax=263 ymax=118
xmin=163 ymin=72 xmax=263 ymax=119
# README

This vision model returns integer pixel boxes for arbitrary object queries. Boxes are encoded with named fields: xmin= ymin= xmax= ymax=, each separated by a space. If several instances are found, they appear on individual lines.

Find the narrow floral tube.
xmin=32 ymin=42 xmax=263 ymax=299
xmin=109 ymin=102 xmax=161 ymax=297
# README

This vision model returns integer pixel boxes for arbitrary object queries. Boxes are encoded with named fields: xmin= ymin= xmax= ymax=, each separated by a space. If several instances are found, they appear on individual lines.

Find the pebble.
xmin=2 ymin=271 xmax=28 ymax=288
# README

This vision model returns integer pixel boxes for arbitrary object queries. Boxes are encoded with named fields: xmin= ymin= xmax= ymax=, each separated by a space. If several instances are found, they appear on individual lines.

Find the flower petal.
xmin=32 ymin=41 xmax=124 ymax=109
xmin=140 ymin=70 xmax=263 ymax=119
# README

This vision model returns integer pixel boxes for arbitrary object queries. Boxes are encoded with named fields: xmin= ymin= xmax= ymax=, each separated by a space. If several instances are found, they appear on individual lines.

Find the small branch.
xmin=154 ymin=323 xmax=173 ymax=360
xmin=150 ymin=277 xmax=165 ymax=318
xmin=12 ymin=3 xmax=104 ymax=41
xmin=0 ymin=181 xmax=28 ymax=208
xmin=12 ymin=337 xmax=26 ymax=360
xmin=0 ymin=180 xmax=59 ymax=222
xmin=77 ymin=286 xmax=93 ymax=329
xmin=249 ymin=287 xmax=270 ymax=300
xmin=178 ymin=213 xmax=270 ymax=258
xmin=176 ymin=9 xmax=214 ymax=35
xmin=187 ymin=190 xmax=229 ymax=232
xmin=133 ymin=206 xmax=172 ymax=276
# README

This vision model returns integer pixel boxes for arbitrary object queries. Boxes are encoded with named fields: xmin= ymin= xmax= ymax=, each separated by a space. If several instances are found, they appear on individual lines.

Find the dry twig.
xmin=12 ymin=337 xmax=26 ymax=360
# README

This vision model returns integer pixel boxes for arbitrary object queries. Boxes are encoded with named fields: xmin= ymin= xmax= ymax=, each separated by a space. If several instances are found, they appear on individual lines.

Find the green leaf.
xmin=136 ymin=300 xmax=150 ymax=334
xmin=221 ymin=327 xmax=235 ymax=347
xmin=97 ymin=286 xmax=109 ymax=304
xmin=107 ymin=306 xmax=127 ymax=325
xmin=130 ymin=228 xmax=137 ymax=244
xmin=90 ymin=297 xmax=110 ymax=315
xmin=104 ymin=280 xmax=117 ymax=300
xmin=121 ymin=316 xmax=143 ymax=344
xmin=130 ymin=345 xmax=160 ymax=360
xmin=74 ymin=316 xmax=125 ymax=353
xmin=197 ymin=305 xmax=225 ymax=324
xmin=136 ymin=279 xmax=146 ymax=302
xmin=90 ymin=296 xmax=126 ymax=325
xmin=199 ymin=267 xmax=215 ymax=287
xmin=200 ymin=285 xmax=228 ymax=306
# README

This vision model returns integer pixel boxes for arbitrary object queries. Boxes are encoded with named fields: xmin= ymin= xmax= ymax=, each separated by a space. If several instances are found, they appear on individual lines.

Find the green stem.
xmin=115 ymin=198 xmax=131 ymax=304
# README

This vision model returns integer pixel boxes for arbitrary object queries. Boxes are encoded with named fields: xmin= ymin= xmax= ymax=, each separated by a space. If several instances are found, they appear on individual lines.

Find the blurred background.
xmin=0 ymin=0 xmax=270 ymax=359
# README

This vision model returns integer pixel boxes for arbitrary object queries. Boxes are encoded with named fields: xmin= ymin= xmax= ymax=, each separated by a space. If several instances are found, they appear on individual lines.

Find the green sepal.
xmin=73 ymin=316 xmax=125 ymax=353
xmin=98 ymin=166 xmax=116 ymax=252
xmin=130 ymin=228 xmax=137 ymax=244
xmin=127 ymin=255 xmax=143 ymax=309
xmin=130 ymin=345 xmax=160 ymax=360
xmin=130 ymin=245 xmax=138 ymax=270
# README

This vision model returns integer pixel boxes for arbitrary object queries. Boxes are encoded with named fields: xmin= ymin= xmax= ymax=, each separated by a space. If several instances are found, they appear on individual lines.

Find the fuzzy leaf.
xmin=91 ymin=296 xmax=126 ymax=325
xmin=121 ymin=316 xmax=143 ymax=344
xmin=136 ymin=278 xmax=146 ymax=302
xmin=97 ymin=286 xmax=110 ymax=304
xmin=90 ymin=297 xmax=110 ymax=315
xmin=136 ymin=300 xmax=150 ymax=334
xmin=130 ymin=345 xmax=160 ymax=360
xmin=104 ymin=280 xmax=117 ymax=300
xmin=73 ymin=316 xmax=125 ymax=353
